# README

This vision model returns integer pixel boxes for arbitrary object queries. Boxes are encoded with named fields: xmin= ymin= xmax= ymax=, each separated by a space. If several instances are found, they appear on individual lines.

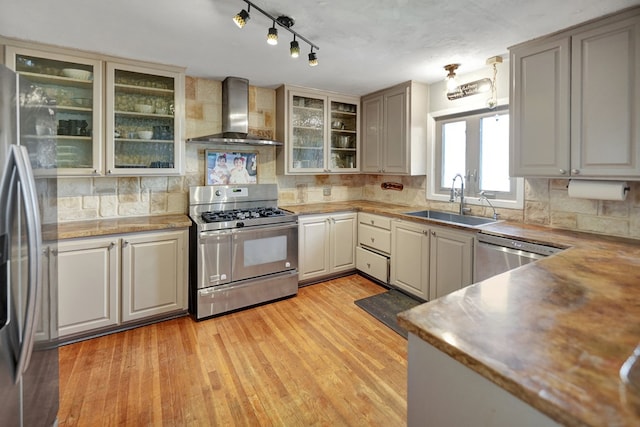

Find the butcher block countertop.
xmin=44 ymin=214 xmax=192 ymax=241
xmin=283 ymin=201 xmax=640 ymax=426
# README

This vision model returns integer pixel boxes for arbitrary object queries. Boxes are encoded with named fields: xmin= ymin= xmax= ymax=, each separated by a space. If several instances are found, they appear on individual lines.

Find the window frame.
xmin=428 ymin=106 xmax=524 ymax=210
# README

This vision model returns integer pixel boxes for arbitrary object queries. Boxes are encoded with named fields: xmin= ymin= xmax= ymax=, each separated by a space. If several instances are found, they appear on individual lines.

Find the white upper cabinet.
xmin=276 ymin=85 xmax=360 ymax=174
xmin=5 ymin=45 xmax=104 ymax=176
xmin=510 ymin=8 xmax=640 ymax=178
xmin=361 ymin=81 xmax=428 ymax=175
xmin=3 ymin=38 xmax=185 ymax=177
xmin=510 ymin=37 xmax=571 ymax=177
xmin=570 ymin=14 xmax=640 ymax=177
xmin=106 ymin=62 xmax=185 ymax=176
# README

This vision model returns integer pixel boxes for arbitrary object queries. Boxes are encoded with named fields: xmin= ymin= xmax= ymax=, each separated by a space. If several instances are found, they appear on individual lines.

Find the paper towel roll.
xmin=567 ymin=180 xmax=629 ymax=201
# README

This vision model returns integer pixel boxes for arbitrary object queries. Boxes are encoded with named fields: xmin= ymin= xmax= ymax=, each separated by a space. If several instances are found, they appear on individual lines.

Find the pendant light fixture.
xmin=232 ymin=0 xmax=319 ymax=66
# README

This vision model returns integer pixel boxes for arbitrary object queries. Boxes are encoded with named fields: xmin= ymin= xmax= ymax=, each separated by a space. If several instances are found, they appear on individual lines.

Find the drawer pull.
xmin=370 ymin=237 xmax=375 ymax=243
xmin=366 ymin=263 xmax=371 ymax=268
xmin=370 ymin=220 xmax=375 ymax=225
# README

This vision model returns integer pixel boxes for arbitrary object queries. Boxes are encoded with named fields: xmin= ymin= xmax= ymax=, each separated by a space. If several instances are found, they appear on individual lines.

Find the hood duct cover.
xmin=187 ymin=76 xmax=282 ymax=146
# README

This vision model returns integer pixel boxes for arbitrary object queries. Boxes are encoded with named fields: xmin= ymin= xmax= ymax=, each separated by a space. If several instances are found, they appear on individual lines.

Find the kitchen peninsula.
xmin=398 ymin=222 xmax=640 ymax=426
xmin=283 ymin=200 xmax=640 ymax=426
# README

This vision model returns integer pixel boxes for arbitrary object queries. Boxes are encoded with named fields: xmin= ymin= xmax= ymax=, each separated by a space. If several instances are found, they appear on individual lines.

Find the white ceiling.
xmin=1 ymin=0 xmax=638 ymax=95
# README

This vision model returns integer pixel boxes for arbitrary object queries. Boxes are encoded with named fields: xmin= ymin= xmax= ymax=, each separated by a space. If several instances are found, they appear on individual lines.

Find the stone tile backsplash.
xmin=50 ymin=76 xmax=640 ymax=241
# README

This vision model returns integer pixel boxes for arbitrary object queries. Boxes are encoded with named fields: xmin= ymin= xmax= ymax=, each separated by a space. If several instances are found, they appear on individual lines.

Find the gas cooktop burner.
xmin=201 ymin=207 xmax=288 ymax=223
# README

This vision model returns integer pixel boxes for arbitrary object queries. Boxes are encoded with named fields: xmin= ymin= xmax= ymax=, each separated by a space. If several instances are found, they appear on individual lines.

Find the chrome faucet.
xmin=449 ymin=173 xmax=466 ymax=215
xmin=478 ymin=191 xmax=499 ymax=220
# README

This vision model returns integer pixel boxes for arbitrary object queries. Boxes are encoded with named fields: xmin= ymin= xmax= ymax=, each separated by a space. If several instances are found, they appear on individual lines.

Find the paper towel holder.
xmin=566 ymin=179 xmax=630 ymax=194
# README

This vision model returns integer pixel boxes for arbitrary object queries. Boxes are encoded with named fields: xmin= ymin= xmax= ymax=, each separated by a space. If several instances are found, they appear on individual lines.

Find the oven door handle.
xmin=199 ymin=230 xmax=233 ymax=240
xmin=231 ymin=222 xmax=298 ymax=235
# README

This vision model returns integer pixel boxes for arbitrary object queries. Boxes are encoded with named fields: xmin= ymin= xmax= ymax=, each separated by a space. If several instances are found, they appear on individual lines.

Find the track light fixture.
xmin=232 ymin=0 xmax=320 ymax=66
xmin=233 ymin=4 xmax=251 ymax=28
xmin=267 ymin=22 xmax=278 ymax=45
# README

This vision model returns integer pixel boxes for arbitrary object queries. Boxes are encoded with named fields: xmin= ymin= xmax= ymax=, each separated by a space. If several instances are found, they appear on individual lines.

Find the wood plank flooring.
xmin=58 ymin=275 xmax=408 ymax=426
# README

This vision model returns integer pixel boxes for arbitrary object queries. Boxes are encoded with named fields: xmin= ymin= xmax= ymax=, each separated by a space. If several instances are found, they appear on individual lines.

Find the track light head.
xmin=267 ymin=24 xmax=278 ymax=45
xmin=233 ymin=6 xmax=250 ymax=28
xmin=308 ymin=49 xmax=318 ymax=67
xmin=290 ymin=39 xmax=300 ymax=58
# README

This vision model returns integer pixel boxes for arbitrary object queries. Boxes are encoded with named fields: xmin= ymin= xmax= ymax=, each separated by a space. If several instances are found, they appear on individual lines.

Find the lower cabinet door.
xmin=57 ymin=237 xmax=119 ymax=337
xmin=391 ymin=220 xmax=430 ymax=300
xmin=121 ymin=230 xmax=187 ymax=322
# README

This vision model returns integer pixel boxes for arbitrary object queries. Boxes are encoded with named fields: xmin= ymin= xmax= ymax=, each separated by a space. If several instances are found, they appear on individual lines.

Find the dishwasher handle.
xmin=477 ymin=233 xmax=562 ymax=257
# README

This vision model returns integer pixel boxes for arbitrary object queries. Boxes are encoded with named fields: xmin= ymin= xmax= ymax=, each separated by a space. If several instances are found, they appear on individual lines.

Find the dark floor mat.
xmin=354 ymin=289 xmax=423 ymax=338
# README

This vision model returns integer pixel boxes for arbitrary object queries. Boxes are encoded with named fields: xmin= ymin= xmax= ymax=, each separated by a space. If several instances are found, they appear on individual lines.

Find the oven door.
xmin=197 ymin=229 xmax=232 ymax=289
xmin=231 ymin=222 xmax=298 ymax=282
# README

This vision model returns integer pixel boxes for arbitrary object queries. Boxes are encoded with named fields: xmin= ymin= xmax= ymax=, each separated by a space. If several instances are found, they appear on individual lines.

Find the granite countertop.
xmin=44 ymin=214 xmax=192 ymax=241
xmin=284 ymin=200 xmax=640 ymax=426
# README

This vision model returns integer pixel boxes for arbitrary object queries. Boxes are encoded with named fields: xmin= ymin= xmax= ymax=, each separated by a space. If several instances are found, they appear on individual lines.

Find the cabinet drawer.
xmin=356 ymin=247 xmax=389 ymax=284
xmin=359 ymin=223 xmax=391 ymax=254
xmin=358 ymin=212 xmax=391 ymax=230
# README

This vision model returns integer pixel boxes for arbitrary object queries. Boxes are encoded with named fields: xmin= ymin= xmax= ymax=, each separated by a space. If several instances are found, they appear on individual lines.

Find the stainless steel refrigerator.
xmin=0 ymin=64 xmax=58 ymax=426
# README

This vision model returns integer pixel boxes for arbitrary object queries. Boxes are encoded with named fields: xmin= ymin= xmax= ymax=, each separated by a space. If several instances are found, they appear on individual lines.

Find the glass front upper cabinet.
xmin=105 ymin=62 xmax=184 ymax=175
xmin=290 ymin=94 xmax=326 ymax=172
xmin=7 ymin=46 xmax=103 ymax=176
xmin=329 ymin=100 xmax=358 ymax=170
xmin=284 ymin=88 xmax=359 ymax=174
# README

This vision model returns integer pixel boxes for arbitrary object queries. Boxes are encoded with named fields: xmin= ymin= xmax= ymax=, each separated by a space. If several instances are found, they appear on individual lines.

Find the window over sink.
xmin=429 ymin=106 xmax=524 ymax=209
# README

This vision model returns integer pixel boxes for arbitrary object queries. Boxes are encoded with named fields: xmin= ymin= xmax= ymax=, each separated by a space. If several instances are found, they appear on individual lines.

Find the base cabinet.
xmin=356 ymin=212 xmax=392 ymax=284
xmin=391 ymin=220 xmax=474 ymax=301
xmin=56 ymin=237 xmax=119 ymax=336
xmin=56 ymin=229 xmax=188 ymax=338
xmin=298 ymin=212 xmax=357 ymax=282
xmin=391 ymin=220 xmax=430 ymax=299
xmin=407 ymin=334 xmax=560 ymax=427
xmin=429 ymin=227 xmax=474 ymax=300
xmin=121 ymin=230 xmax=187 ymax=322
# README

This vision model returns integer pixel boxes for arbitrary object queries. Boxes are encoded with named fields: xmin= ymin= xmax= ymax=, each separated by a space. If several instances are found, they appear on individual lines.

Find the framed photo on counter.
xmin=205 ymin=150 xmax=258 ymax=185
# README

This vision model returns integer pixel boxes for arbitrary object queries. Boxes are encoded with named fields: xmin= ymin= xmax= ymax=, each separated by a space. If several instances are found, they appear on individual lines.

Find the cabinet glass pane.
xmin=330 ymin=101 xmax=357 ymax=169
xmin=291 ymin=95 xmax=324 ymax=169
xmin=16 ymin=54 xmax=95 ymax=170
xmin=113 ymin=69 xmax=175 ymax=169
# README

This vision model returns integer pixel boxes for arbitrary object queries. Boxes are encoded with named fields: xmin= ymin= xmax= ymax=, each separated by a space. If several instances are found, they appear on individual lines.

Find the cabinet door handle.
xmin=109 ymin=242 xmax=116 ymax=249
xmin=122 ymin=240 xmax=129 ymax=247
xmin=366 ymin=263 xmax=371 ymax=268
xmin=559 ymin=169 xmax=567 ymax=175
xmin=571 ymin=169 xmax=580 ymax=175
xmin=430 ymin=231 xmax=436 ymax=236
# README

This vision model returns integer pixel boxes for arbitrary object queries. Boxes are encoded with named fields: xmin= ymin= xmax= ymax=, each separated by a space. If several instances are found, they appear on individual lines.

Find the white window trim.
xmin=426 ymin=98 xmax=524 ymax=210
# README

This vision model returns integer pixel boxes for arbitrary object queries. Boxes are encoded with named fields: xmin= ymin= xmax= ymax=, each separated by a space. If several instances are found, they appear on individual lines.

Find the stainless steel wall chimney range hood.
xmin=187 ymin=77 xmax=282 ymax=146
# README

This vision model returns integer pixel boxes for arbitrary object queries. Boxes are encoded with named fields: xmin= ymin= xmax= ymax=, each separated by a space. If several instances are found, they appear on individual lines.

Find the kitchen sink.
xmin=404 ymin=210 xmax=498 ymax=227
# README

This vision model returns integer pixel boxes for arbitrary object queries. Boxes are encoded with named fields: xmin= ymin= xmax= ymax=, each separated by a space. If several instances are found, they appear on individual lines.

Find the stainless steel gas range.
xmin=188 ymin=184 xmax=298 ymax=320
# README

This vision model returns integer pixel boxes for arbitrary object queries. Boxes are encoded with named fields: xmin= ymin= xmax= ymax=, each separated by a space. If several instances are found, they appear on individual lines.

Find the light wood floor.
xmin=58 ymin=275 xmax=408 ymax=426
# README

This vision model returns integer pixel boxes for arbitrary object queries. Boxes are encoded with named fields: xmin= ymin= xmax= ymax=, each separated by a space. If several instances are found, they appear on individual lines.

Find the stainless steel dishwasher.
xmin=475 ymin=233 xmax=563 ymax=282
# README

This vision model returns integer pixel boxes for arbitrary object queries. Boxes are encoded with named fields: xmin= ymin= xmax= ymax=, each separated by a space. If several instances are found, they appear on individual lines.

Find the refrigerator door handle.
xmin=9 ymin=145 xmax=42 ymax=381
